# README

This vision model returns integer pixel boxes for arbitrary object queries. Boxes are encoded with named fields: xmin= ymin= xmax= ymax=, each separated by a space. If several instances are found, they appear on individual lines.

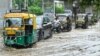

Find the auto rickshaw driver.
xmin=6 ymin=19 xmax=12 ymax=27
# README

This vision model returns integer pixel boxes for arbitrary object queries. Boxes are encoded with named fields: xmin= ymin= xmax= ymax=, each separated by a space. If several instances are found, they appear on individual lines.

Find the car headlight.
xmin=37 ymin=25 xmax=42 ymax=29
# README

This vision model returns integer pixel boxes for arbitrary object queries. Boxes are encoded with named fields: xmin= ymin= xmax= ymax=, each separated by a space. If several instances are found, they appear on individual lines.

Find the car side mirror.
xmin=43 ymin=22 xmax=47 ymax=24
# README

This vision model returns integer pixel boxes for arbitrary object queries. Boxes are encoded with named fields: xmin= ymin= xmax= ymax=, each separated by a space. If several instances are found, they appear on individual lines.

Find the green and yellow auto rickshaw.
xmin=3 ymin=10 xmax=38 ymax=47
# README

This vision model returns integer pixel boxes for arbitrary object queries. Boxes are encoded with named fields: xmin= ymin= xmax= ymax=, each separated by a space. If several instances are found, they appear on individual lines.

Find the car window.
xmin=65 ymin=10 xmax=72 ymax=14
xmin=43 ymin=17 xmax=50 ymax=23
xmin=36 ymin=17 xmax=43 ymax=26
xmin=78 ymin=15 xmax=85 ymax=20
xmin=58 ymin=16 xmax=66 ymax=21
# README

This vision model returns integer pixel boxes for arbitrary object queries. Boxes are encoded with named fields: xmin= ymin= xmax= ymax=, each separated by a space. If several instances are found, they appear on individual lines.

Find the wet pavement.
xmin=0 ymin=22 xmax=100 ymax=56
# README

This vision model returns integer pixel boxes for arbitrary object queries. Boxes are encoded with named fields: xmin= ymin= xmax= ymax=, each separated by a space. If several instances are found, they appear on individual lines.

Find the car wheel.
xmin=82 ymin=23 xmax=88 ymax=29
xmin=49 ymin=29 xmax=53 ymax=38
xmin=75 ymin=24 xmax=78 ymax=29
xmin=38 ymin=30 xmax=44 ymax=41
xmin=67 ymin=26 xmax=72 ymax=32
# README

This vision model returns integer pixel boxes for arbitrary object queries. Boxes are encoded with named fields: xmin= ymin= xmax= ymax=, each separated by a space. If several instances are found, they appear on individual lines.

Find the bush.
xmin=29 ymin=5 xmax=43 ymax=15
xmin=55 ymin=6 xmax=64 ymax=13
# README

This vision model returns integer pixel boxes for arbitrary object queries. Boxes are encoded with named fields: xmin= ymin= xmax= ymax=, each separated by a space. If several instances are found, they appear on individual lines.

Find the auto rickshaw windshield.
xmin=5 ymin=18 xmax=22 ymax=27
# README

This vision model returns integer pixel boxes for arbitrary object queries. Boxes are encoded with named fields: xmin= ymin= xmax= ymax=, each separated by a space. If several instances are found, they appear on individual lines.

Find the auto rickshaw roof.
xmin=4 ymin=13 xmax=36 ymax=19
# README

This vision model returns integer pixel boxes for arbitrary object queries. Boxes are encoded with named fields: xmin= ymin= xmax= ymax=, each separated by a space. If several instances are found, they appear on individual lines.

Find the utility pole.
xmin=72 ymin=0 xmax=79 ymax=28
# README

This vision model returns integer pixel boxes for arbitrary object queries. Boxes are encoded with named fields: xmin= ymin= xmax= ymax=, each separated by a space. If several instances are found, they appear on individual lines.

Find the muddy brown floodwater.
xmin=0 ymin=22 xmax=100 ymax=56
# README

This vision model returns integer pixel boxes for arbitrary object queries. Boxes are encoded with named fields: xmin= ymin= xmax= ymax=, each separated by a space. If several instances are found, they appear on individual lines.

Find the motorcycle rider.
xmin=53 ymin=16 xmax=61 ymax=33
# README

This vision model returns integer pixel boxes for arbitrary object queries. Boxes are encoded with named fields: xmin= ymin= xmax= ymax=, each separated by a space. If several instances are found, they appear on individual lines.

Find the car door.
xmin=42 ymin=17 xmax=52 ymax=38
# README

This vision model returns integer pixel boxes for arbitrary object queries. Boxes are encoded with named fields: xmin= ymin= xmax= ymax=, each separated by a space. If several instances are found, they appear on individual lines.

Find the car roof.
xmin=57 ymin=13 xmax=70 ymax=17
xmin=77 ymin=13 xmax=87 ymax=16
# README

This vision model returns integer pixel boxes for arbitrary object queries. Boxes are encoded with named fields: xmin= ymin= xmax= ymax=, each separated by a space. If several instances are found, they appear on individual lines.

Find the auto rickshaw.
xmin=3 ymin=10 xmax=38 ymax=47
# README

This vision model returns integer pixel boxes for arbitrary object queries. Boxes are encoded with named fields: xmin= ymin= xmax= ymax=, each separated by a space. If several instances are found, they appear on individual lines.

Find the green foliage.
xmin=12 ymin=0 xmax=43 ymax=15
xmin=80 ymin=0 xmax=100 ymax=9
xmin=28 ymin=0 xmax=43 ymax=15
xmin=93 ymin=0 xmax=100 ymax=9
xmin=79 ymin=0 xmax=93 ymax=9
xmin=55 ymin=6 xmax=64 ymax=13
xmin=12 ymin=0 xmax=24 ymax=9
xmin=28 ymin=5 xmax=43 ymax=15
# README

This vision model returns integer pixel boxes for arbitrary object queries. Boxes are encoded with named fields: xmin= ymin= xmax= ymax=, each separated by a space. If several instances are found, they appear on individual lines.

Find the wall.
xmin=0 ymin=0 xmax=12 ymax=29
xmin=0 ymin=0 xmax=12 ymax=18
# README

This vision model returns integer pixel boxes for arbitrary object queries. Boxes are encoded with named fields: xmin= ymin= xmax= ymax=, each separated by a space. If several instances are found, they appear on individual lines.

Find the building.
xmin=0 ymin=0 xmax=12 ymax=18
xmin=0 ymin=0 xmax=12 ymax=29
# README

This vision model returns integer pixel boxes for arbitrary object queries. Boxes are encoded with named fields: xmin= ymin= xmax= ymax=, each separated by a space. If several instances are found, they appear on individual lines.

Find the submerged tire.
xmin=67 ymin=26 xmax=72 ymax=32
xmin=75 ymin=24 xmax=78 ymax=29
xmin=82 ymin=23 xmax=88 ymax=29
xmin=38 ymin=30 xmax=44 ymax=41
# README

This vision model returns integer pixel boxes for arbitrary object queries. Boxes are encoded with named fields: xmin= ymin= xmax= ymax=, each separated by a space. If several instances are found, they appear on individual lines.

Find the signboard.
xmin=43 ymin=0 xmax=55 ymax=21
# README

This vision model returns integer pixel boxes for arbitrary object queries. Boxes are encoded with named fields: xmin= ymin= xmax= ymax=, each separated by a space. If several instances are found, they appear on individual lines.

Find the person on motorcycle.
xmin=66 ymin=17 xmax=72 ymax=31
xmin=63 ymin=17 xmax=70 ymax=30
xmin=53 ymin=16 xmax=61 ymax=33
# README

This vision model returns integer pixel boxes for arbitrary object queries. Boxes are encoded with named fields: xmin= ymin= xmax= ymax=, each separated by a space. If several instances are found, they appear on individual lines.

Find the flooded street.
xmin=0 ymin=22 xmax=100 ymax=56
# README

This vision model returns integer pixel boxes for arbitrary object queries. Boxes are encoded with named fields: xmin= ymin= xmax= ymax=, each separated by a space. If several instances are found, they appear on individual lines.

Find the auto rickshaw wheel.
xmin=28 ymin=41 xmax=37 ymax=48
xmin=28 ymin=43 xmax=33 ymax=48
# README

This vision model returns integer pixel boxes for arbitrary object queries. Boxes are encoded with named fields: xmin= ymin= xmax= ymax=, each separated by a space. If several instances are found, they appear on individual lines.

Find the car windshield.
xmin=78 ymin=15 xmax=85 ymax=20
xmin=36 ymin=17 xmax=43 ymax=26
xmin=65 ymin=10 xmax=71 ymax=13
xmin=5 ymin=18 xmax=22 ymax=27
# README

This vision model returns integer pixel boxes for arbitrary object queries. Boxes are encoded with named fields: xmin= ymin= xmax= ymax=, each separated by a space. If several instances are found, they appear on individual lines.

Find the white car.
xmin=75 ymin=13 xmax=88 ymax=29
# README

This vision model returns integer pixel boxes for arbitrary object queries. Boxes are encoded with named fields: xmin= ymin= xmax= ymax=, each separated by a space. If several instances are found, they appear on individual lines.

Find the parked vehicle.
xmin=3 ymin=10 xmax=38 ymax=47
xmin=36 ymin=16 xmax=53 ymax=41
xmin=56 ymin=14 xmax=72 ymax=32
xmin=86 ymin=12 xmax=94 ymax=25
xmin=75 ymin=14 xmax=88 ymax=29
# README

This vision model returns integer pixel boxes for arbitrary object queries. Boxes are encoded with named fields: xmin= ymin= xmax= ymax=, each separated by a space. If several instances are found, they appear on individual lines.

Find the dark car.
xmin=36 ymin=16 xmax=53 ymax=41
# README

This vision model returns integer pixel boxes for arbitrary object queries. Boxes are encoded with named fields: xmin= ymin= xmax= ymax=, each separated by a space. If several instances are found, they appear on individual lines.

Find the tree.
xmin=12 ymin=0 xmax=43 ymax=15
xmin=79 ymin=0 xmax=93 ymax=9
xmin=28 ymin=0 xmax=43 ymax=15
xmin=12 ymin=0 xmax=24 ymax=9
